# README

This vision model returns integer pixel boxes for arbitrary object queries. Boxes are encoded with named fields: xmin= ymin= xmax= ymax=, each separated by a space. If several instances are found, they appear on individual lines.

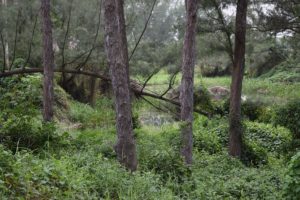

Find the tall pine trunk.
xmin=229 ymin=0 xmax=248 ymax=158
xmin=1 ymin=0 xmax=9 ymax=69
xmin=41 ymin=0 xmax=54 ymax=122
xmin=180 ymin=0 xmax=198 ymax=165
xmin=103 ymin=0 xmax=137 ymax=171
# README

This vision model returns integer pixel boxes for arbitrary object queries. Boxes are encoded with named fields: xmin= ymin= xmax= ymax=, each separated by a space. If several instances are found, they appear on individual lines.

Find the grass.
xmin=1 ymin=73 xmax=299 ymax=199
xmin=135 ymin=70 xmax=300 ymax=104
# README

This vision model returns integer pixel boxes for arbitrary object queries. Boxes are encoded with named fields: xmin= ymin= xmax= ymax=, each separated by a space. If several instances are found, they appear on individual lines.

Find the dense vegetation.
xmin=1 ymin=0 xmax=300 ymax=199
xmin=0 ymin=73 xmax=299 ymax=199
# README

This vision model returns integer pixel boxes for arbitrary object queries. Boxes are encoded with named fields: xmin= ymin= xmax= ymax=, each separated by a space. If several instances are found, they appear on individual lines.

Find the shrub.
xmin=242 ymin=100 xmax=266 ymax=121
xmin=192 ymin=151 xmax=285 ymax=199
xmin=69 ymin=97 xmax=115 ymax=129
xmin=137 ymin=128 xmax=190 ymax=183
xmin=0 ymin=145 xmax=14 ymax=174
xmin=274 ymin=100 xmax=300 ymax=139
xmin=245 ymin=121 xmax=292 ymax=153
xmin=194 ymin=129 xmax=222 ymax=154
xmin=193 ymin=116 xmax=291 ymax=165
xmin=194 ymin=86 xmax=215 ymax=113
xmin=283 ymin=152 xmax=300 ymax=200
xmin=0 ymin=116 xmax=57 ymax=151
xmin=223 ymin=99 xmax=270 ymax=121
xmin=243 ymin=122 xmax=291 ymax=166
xmin=132 ymin=111 xmax=141 ymax=129
xmin=11 ymin=58 xmax=26 ymax=69
xmin=242 ymin=140 xmax=268 ymax=166
xmin=0 ymin=75 xmax=42 ymax=116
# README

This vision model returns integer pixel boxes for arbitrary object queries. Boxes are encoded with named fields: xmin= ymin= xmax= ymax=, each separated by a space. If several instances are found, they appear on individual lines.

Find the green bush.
xmin=274 ymin=100 xmax=300 ymax=139
xmin=0 ymin=75 xmax=66 ymax=151
xmin=223 ymin=99 xmax=270 ymax=121
xmin=137 ymin=128 xmax=190 ymax=183
xmin=242 ymin=140 xmax=268 ymax=166
xmin=11 ymin=58 xmax=26 ymax=69
xmin=243 ymin=122 xmax=291 ymax=166
xmin=69 ymin=97 xmax=115 ymax=129
xmin=194 ymin=129 xmax=222 ymax=154
xmin=261 ymin=57 xmax=300 ymax=83
xmin=194 ymin=86 xmax=215 ymax=113
xmin=0 ymin=75 xmax=42 ymax=116
xmin=132 ymin=111 xmax=141 ymax=129
xmin=193 ymin=116 xmax=291 ymax=165
xmin=245 ymin=121 xmax=292 ymax=153
xmin=284 ymin=152 xmax=300 ymax=200
xmin=0 ymin=145 xmax=14 ymax=175
xmin=192 ymin=151 xmax=285 ymax=199
xmin=242 ymin=100 xmax=266 ymax=121
xmin=0 ymin=116 xmax=57 ymax=151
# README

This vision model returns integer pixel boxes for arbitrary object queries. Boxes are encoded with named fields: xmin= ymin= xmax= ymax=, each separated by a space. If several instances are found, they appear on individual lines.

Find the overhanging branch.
xmin=0 ymin=68 xmax=210 ymax=117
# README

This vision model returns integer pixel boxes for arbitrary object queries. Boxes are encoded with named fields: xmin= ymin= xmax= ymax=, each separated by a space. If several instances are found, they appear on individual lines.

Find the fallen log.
xmin=0 ymin=68 xmax=210 ymax=117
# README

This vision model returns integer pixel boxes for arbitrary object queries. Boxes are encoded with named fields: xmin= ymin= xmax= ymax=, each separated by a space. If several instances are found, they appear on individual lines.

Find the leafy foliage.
xmin=0 ymin=75 xmax=60 ymax=151
xmin=284 ymin=152 xmax=300 ymax=200
xmin=274 ymin=99 xmax=300 ymax=139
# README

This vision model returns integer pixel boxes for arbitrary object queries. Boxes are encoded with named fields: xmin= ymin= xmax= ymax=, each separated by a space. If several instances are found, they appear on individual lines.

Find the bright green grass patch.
xmin=135 ymin=70 xmax=300 ymax=104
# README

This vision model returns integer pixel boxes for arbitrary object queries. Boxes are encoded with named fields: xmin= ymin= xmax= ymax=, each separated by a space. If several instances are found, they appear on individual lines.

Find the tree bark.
xmin=1 ymin=0 xmax=9 ymax=69
xmin=41 ymin=0 xmax=54 ymax=122
xmin=180 ymin=0 xmax=198 ymax=165
xmin=229 ymin=0 xmax=248 ymax=158
xmin=103 ymin=0 xmax=137 ymax=171
xmin=89 ymin=77 xmax=97 ymax=107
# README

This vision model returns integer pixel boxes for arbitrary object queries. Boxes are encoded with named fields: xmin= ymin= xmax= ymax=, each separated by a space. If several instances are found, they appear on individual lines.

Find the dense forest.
xmin=0 ymin=0 xmax=300 ymax=199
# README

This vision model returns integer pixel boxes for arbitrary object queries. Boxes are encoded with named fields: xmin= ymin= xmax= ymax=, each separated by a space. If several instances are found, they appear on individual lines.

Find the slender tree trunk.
xmin=4 ymin=41 xmax=9 ymax=69
xmin=229 ymin=0 xmax=248 ymax=158
xmin=41 ymin=0 xmax=54 ymax=122
xmin=89 ymin=77 xmax=97 ymax=107
xmin=1 ymin=0 xmax=9 ymax=69
xmin=103 ymin=0 xmax=137 ymax=171
xmin=180 ymin=0 xmax=198 ymax=165
xmin=0 ymin=32 xmax=6 ymax=72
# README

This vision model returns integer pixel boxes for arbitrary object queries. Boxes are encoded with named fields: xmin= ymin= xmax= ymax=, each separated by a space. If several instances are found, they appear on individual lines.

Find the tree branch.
xmin=0 ymin=68 xmax=210 ymax=117
xmin=24 ymin=11 xmax=39 ymax=70
xmin=128 ymin=0 xmax=157 ymax=61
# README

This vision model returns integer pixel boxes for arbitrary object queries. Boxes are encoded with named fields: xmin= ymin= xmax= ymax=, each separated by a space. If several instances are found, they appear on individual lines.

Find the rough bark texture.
xmin=41 ymin=0 xmax=54 ymax=122
xmin=229 ymin=0 xmax=248 ymax=158
xmin=180 ymin=0 xmax=198 ymax=165
xmin=103 ymin=0 xmax=137 ymax=171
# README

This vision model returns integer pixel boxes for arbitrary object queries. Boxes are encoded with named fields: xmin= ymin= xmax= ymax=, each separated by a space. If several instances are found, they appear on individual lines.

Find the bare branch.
xmin=66 ymin=0 xmax=103 ymax=84
xmin=160 ymin=69 xmax=179 ymax=97
xmin=9 ymin=10 xmax=21 ymax=71
xmin=140 ymin=67 xmax=160 ymax=92
xmin=61 ymin=0 xmax=74 ymax=84
xmin=128 ymin=0 xmax=157 ymax=62
xmin=24 ymin=11 xmax=39 ymax=70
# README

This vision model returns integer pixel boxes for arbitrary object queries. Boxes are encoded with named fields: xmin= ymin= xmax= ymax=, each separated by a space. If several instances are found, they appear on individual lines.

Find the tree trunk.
xmin=89 ymin=77 xmax=97 ymax=107
xmin=1 ymin=0 xmax=9 ymax=69
xmin=229 ymin=0 xmax=248 ymax=158
xmin=103 ymin=0 xmax=137 ymax=171
xmin=41 ymin=0 xmax=54 ymax=122
xmin=180 ymin=0 xmax=198 ymax=165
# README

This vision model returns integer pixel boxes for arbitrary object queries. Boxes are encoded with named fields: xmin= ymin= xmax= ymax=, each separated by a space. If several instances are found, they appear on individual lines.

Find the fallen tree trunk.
xmin=0 ymin=68 xmax=210 ymax=117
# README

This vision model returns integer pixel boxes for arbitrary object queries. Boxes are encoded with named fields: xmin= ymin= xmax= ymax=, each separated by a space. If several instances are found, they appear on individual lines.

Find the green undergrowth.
xmin=0 ymin=120 xmax=289 ymax=199
xmin=0 ymin=74 xmax=299 ymax=199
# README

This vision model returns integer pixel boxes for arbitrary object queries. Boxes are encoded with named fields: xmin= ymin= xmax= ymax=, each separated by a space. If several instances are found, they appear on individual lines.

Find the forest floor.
xmin=0 ymin=74 xmax=299 ymax=199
